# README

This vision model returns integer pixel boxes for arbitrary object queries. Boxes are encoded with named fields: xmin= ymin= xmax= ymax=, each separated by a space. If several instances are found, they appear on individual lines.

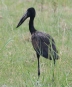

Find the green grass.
xmin=0 ymin=0 xmax=72 ymax=87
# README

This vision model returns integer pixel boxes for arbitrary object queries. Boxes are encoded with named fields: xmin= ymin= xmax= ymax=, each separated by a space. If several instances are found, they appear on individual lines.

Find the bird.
xmin=16 ymin=7 xmax=59 ymax=78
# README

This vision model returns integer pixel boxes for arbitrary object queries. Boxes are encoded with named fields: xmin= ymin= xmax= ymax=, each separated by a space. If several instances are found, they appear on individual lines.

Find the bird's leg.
xmin=52 ymin=58 xmax=55 ymax=81
xmin=54 ymin=58 xmax=55 ymax=65
xmin=36 ymin=53 xmax=40 ymax=78
xmin=38 ymin=56 xmax=40 ymax=76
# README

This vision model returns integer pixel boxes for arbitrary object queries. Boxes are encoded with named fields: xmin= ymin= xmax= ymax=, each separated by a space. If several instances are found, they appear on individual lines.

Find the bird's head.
xmin=16 ymin=7 xmax=36 ymax=28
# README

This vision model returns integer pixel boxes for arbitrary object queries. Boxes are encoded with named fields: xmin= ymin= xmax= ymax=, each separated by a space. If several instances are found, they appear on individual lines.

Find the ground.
xmin=0 ymin=0 xmax=72 ymax=87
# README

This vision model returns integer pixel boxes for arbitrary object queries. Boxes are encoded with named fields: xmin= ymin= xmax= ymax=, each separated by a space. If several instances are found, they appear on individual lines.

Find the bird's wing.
xmin=36 ymin=31 xmax=55 ymax=45
xmin=32 ymin=31 xmax=56 ymax=58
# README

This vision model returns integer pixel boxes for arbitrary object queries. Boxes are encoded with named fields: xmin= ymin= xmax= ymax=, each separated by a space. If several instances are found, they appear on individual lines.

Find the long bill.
xmin=16 ymin=11 xmax=28 ymax=28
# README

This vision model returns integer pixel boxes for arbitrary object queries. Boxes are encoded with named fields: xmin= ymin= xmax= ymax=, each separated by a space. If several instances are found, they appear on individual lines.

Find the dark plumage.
xmin=16 ymin=7 xmax=59 ymax=77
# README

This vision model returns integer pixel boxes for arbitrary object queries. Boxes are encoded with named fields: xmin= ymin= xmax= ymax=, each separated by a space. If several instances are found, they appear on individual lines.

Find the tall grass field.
xmin=0 ymin=0 xmax=72 ymax=87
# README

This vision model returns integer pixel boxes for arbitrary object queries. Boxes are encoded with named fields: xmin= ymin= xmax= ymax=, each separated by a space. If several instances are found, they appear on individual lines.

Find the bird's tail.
xmin=54 ymin=51 xmax=59 ymax=64
xmin=55 ymin=50 xmax=59 ymax=60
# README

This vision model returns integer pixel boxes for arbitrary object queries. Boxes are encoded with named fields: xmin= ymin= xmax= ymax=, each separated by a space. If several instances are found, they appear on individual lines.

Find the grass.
xmin=0 ymin=0 xmax=72 ymax=87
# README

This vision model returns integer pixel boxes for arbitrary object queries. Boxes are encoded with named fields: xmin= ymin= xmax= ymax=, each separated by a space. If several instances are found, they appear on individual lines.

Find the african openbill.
xmin=16 ymin=7 xmax=59 ymax=77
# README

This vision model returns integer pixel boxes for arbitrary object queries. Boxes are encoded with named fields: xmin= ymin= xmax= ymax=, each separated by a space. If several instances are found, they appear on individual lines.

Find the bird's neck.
xmin=29 ymin=17 xmax=36 ymax=34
